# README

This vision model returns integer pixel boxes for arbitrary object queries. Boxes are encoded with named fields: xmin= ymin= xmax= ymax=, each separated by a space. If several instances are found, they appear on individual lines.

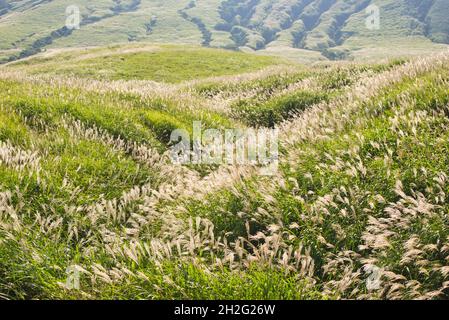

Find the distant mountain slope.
xmin=0 ymin=0 xmax=448 ymax=62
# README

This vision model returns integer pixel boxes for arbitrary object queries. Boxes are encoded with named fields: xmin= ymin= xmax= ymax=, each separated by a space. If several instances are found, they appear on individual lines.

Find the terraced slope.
xmin=0 ymin=0 xmax=448 ymax=63
xmin=0 ymin=48 xmax=448 ymax=299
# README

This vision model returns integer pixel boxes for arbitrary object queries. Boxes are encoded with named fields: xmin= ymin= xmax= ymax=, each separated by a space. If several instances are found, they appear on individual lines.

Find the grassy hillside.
xmin=0 ymin=46 xmax=448 ymax=299
xmin=4 ymin=44 xmax=282 ymax=82
xmin=0 ymin=0 xmax=448 ymax=63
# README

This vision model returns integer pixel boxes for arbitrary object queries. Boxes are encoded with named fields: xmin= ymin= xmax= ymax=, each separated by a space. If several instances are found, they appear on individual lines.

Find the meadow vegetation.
xmin=0 ymin=45 xmax=448 ymax=300
xmin=6 ymin=45 xmax=281 ymax=82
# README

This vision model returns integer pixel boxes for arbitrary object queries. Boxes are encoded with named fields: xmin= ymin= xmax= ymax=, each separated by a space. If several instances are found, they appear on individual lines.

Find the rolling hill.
xmin=1 ymin=0 xmax=449 ymax=302
xmin=0 ymin=44 xmax=448 ymax=299
xmin=0 ymin=0 xmax=448 ymax=63
xmin=4 ymin=44 xmax=283 ymax=82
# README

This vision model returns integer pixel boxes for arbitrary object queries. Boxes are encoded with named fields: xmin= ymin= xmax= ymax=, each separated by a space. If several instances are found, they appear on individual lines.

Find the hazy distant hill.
xmin=0 ymin=0 xmax=448 ymax=62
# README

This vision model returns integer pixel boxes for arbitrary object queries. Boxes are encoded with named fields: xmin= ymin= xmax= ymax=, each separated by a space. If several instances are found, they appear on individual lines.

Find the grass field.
xmin=0 ymin=0 xmax=448 ymax=63
xmin=5 ymin=44 xmax=283 ymax=82
xmin=0 ymin=43 xmax=449 ymax=299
